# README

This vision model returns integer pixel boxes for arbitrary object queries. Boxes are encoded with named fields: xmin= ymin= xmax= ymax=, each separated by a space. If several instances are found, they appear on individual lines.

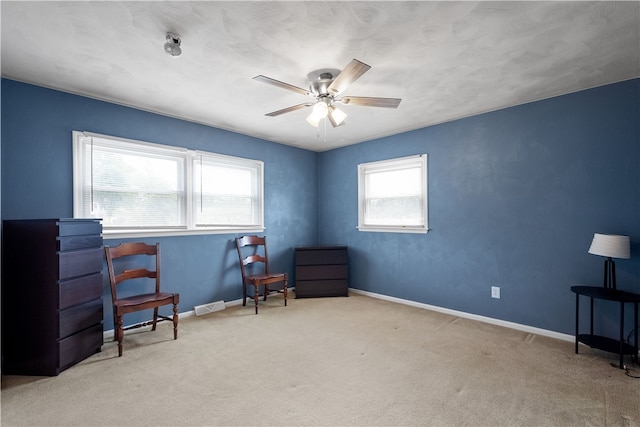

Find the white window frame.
xmin=73 ymin=131 xmax=264 ymax=239
xmin=357 ymin=154 xmax=428 ymax=234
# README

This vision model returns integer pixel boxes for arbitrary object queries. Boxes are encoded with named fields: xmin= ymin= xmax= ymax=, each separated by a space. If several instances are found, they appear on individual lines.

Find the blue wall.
xmin=1 ymin=79 xmax=318 ymax=329
xmin=318 ymin=79 xmax=640 ymax=336
xmin=2 ymin=78 xmax=639 ymax=338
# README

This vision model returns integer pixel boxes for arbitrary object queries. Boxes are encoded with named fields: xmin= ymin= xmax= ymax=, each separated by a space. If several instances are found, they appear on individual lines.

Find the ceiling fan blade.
xmin=265 ymin=103 xmax=312 ymax=117
xmin=339 ymin=96 xmax=402 ymax=108
xmin=327 ymin=59 xmax=371 ymax=97
xmin=253 ymin=75 xmax=313 ymax=97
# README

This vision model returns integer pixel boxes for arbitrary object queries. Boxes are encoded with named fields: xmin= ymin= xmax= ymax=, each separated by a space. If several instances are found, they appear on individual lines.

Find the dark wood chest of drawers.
xmin=294 ymin=246 xmax=349 ymax=298
xmin=2 ymin=218 xmax=104 ymax=375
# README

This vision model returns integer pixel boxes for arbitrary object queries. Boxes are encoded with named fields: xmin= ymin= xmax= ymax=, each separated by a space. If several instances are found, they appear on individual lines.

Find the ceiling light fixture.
xmin=255 ymin=59 xmax=400 ymax=131
xmin=328 ymin=105 xmax=347 ymax=127
xmin=164 ymin=32 xmax=182 ymax=57
xmin=306 ymin=97 xmax=348 ymax=128
xmin=306 ymin=98 xmax=329 ymax=127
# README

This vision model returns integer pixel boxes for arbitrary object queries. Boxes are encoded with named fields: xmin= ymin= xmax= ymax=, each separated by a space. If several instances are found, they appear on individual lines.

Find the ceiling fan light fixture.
xmin=312 ymin=101 xmax=328 ymax=118
xmin=164 ymin=32 xmax=182 ymax=57
xmin=306 ymin=113 xmax=321 ymax=127
xmin=306 ymin=100 xmax=329 ymax=127
xmin=328 ymin=105 xmax=347 ymax=127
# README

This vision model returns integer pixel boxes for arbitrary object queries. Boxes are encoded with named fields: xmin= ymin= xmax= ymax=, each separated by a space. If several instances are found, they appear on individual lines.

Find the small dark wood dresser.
xmin=2 ymin=218 xmax=104 ymax=375
xmin=294 ymin=246 xmax=349 ymax=298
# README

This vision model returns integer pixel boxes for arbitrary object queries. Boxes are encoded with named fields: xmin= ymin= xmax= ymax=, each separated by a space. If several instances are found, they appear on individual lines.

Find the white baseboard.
xmin=348 ymin=288 xmax=574 ymax=343
xmin=103 ymin=289 xmax=572 ymax=343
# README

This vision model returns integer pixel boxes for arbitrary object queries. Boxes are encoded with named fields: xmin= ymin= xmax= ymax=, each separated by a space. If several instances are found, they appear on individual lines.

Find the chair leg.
xmin=283 ymin=274 xmax=288 ymax=307
xmin=172 ymin=303 xmax=179 ymax=340
xmin=264 ymin=284 xmax=269 ymax=301
xmin=254 ymin=285 xmax=259 ymax=314
xmin=151 ymin=307 xmax=159 ymax=331
xmin=116 ymin=315 xmax=124 ymax=357
xmin=242 ymin=282 xmax=247 ymax=307
xmin=112 ymin=309 xmax=118 ymax=342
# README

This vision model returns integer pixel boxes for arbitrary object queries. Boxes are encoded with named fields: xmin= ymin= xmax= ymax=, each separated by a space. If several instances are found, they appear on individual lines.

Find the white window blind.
xmin=193 ymin=153 xmax=262 ymax=227
xmin=73 ymin=131 xmax=264 ymax=238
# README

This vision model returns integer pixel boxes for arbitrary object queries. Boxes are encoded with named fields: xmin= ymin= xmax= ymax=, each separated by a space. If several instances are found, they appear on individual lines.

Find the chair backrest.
xmin=235 ymin=235 xmax=270 ymax=279
xmin=104 ymin=242 xmax=161 ymax=304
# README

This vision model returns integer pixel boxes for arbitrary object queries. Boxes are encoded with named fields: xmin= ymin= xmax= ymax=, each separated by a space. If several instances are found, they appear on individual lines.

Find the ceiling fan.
xmin=253 ymin=59 xmax=401 ymax=128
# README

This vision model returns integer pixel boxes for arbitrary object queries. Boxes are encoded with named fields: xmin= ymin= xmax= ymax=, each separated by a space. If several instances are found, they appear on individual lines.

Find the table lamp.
xmin=588 ymin=233 xmax=630 ymax=290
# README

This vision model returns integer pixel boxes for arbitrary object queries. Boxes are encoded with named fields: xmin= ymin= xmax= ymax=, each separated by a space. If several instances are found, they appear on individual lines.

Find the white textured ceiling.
xmin=1 ymin=1 xmax=639 ymax=152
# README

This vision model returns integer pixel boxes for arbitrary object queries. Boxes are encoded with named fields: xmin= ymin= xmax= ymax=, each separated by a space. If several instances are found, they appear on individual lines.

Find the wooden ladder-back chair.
xmin=235 ymin=235 xmax=288 ymax=314
xmin=104 ymin=242 xmax=180 ymax=356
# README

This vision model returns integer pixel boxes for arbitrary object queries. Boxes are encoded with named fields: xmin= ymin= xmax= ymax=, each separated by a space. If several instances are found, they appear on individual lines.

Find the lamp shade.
xmin=306 ymin=101 xmax=329 ymax=127
xmin=305 ymin=113 xmax=321 ymax=127
xmin=588 ymin=233 xmax=630 ymax=259
xmin=328 ymin=105 xmax=347 ymax=127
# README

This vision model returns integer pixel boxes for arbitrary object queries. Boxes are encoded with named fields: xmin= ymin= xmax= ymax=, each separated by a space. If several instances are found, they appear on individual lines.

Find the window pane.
xmin=86 ymin=142 xmax=185 ymax=227
xmin=365 ymin=196 xmax=424 ymax=225
xmin=367 ymin=167 xmax=422 ymax=197
xmin=193 ymin=157 xmax=261 ymax=226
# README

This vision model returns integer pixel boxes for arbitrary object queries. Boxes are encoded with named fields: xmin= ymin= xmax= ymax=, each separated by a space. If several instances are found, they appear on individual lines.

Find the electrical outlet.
xmin=491 ymin=286 xmax=501 ymax=299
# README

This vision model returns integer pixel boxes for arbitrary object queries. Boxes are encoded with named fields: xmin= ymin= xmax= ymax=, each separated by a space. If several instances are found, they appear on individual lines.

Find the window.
xmin=357 ymin=154 xmax=428 ymax=234
xmin=73 ymin=131 xmax=264 ymax=238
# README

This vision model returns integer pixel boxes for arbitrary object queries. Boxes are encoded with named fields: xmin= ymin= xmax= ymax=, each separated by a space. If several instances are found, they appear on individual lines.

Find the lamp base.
xmin=603 ymin=257 xmax=617 ymax=290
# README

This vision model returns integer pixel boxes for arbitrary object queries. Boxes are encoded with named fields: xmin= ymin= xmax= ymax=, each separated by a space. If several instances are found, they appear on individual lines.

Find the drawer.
xmin=59 ymin=247 xmax=103 ymax=280
xmin=59 ymin=273 xmax=103 ymax=309
xmin=58 ymin=220 xmax=102 ymax=237
xmin=59 ymin=235 xmax=102 ymax=251
xmin=59 ymin=298 xmax=103 ymax=339
xmin=295 ymin=280 xmax=349 ymax=298
xmin=296 ymin=249 xmax=348 ymax=265
xmin=58 ymin=323 xmax=103 ymax=371
xmin=296 ymin=264 xmax=348 ymax=281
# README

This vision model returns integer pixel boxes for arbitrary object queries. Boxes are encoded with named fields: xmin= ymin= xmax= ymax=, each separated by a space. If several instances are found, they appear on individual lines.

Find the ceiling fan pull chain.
xmin=324 ymin=116 xmax=328 ymax=141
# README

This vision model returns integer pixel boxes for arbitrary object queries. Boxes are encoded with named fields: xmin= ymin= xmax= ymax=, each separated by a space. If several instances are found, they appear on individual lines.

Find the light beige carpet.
xmin=2 ymin=293 xmax=639 ymax=426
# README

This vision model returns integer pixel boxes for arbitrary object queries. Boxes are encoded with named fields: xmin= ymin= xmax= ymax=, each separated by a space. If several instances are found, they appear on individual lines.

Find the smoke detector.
xmin=164 ymin=32 xmax=182 ymax=57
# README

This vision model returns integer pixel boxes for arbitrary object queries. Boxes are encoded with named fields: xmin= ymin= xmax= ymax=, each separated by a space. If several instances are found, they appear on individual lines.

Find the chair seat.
xmin=116 ymin=292 xmax=178 ymax=307
xmin=246 ymin=273 xmax=286 ymax=285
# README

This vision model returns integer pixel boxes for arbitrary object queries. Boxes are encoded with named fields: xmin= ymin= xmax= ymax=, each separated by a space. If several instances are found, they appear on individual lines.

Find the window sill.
xmin=357 ymin=225 xmax=429 ymax=234
xmin=102 ymin=227 xmax=265 ymax=240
